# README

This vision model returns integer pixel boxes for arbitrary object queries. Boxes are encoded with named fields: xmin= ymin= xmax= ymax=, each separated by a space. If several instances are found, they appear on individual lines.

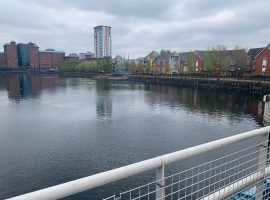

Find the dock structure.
xmin=6 ymin=126 xmax=270 ymax=200
xmin=128 ymin=75 xmax=270 ymax=92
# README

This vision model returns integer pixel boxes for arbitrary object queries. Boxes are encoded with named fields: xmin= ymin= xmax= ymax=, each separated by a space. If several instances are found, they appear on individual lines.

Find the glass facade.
xmin=17 ymin=44 xmax=30 ymax=67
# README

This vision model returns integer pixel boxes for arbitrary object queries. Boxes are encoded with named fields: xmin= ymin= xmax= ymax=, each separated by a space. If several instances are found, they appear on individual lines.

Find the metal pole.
xmin=156 ymin=162 xmax=165 ymax=200
xmin=255 ymin=130 xmax=269 ymax=200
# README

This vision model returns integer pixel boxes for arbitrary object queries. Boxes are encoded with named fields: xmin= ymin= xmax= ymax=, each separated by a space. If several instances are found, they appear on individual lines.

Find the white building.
xmin=94 ymin=26 xmax=112 ymax=58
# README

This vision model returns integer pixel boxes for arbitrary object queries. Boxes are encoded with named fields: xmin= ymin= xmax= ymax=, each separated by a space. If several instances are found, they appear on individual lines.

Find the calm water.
xmin=0 ymin=74 xmax=265 ymax=199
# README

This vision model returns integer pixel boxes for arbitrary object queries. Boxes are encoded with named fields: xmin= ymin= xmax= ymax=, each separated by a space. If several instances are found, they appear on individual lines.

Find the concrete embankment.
xmin=128 ymin=75 xmax=270 ymax=92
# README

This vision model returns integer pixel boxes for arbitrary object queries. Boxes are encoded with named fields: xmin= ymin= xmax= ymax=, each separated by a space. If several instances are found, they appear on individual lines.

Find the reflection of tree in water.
xmin=143 ymin=84 xmax=264 ymax=125
xmin=95 ymin=80 xmax=113 ymax=119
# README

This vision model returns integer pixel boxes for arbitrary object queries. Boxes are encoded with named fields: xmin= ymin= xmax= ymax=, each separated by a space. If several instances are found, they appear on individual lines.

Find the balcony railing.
xmin=7 ymin=126 xmax=270 ymax=200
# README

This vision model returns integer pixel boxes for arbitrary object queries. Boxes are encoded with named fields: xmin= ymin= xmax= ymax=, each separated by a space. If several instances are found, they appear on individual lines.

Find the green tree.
xmin=204 ymin=52 xmax=214 ymax=73
xmin=144 ymin=60 xmax=151 ymax=74
xmin=58 ymin=60 xmax=80 ymax=71
xmin=187 ymin=53 xmax=195 ymax=73
xmin=98 ymin=57 xmax=111 ymax=73
xmin=160 ymin=50 xmax=171 ymax=55
xmin=76 ymin=61 xmax=98 ymax=72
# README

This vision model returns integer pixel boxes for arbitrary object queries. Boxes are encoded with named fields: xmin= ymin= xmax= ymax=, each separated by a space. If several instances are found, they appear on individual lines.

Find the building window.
xmin=262 ymin=58 xmax=267 ymax=72
xmin=262 ymin=58 xmax=267 ymax=67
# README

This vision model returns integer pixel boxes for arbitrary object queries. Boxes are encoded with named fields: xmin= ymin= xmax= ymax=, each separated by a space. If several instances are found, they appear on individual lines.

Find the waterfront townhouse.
xmin=179 ymin=52 xmax=192 ymax=73
xmin=248 ymin=43 xmax=270 ymax=75
xmin=193 ymin=50 xmax=209 ymax=73
xmin=169 ymin=52 xmax=180 ymax=75
xmin=189 ymin=49 xmax=248 ymax=75
xmin=153 ymin=54 xmax=171 ymax=75
xmin=152 ymin=52 xmax=181 ymax=75
xmin=144 ymin=50 xmax=159 ymax=73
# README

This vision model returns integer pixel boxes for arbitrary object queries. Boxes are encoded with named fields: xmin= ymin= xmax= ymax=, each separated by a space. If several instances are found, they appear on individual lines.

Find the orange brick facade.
xmin=39 ymin=51 xmax=65 ymax=69
xmin=29 ymin=43 xmax=39 ymax=68
xmin=4 ymin=42 xmax=18 ymax=68
xmin=194 ymin=53 xmax=203 ymax=73
xmin=1 ymin=41 xmax=65 ymax=69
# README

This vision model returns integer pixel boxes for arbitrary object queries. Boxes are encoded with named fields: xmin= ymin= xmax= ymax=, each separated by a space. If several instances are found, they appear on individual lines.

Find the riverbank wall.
xmin=128 ymin=75 xmax=270 ymax=92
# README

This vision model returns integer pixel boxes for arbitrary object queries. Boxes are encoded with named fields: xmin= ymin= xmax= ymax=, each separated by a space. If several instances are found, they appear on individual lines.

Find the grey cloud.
xmin=0 ymin=0 xmax=269 ymax=58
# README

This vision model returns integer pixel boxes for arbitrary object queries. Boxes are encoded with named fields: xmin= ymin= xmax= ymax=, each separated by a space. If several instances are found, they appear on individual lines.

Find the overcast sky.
xmin=0 ymin=0 xmax=269 ymax=58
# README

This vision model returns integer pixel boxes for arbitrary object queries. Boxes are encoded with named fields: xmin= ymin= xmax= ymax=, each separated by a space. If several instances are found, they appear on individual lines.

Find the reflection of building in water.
xmin=95 ymin=80 xmax=113 ymax=118
xmin=7 ymin=74 xmax=32 ymax=100
xmin=144 ymin=85 xmax=264 ymax=124
xmin=4 ymin=74 xmax=57 ymax=101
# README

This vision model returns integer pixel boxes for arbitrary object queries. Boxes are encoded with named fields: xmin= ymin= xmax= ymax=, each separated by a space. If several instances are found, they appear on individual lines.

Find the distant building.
xmin=179 ymin=52 xmax=192 ymax=73
xmin=193 ymin=50 xmax=209 ymax=73
xmin=28 ymin=42 xmax=39 ymax=68
xmin=0 ymin=52 xmax=5 ymax=66
xmin=94 ymin=26 xmax=111 ymax=58
xmin=152 ymin=53 xmax=180 ymax=75
xmin=3 ymin=41 xmax=18 ymax=68
xmin=65 ymin=53 xmax=79 ymax=61
xmin=248 ymin=44 xmax=270 ymax=75
xmin=79 ymin=52 xmax=94 ymax=60
xmin=39 ymin=49 xmax=65 ymax=69
xmin=153 ymin=54 xmax=171 ymax=75
xmin=17 ymin=43 xmax=30 ymax=67
xmin=144 ymin=51 xmax=159 ymax=73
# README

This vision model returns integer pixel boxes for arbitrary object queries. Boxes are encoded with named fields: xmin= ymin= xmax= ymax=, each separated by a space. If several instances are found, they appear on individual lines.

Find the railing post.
xmin=256 ymin=130 xmax=269 ymax=200
xmin=156 ymin=162 xmax=165 ymax=200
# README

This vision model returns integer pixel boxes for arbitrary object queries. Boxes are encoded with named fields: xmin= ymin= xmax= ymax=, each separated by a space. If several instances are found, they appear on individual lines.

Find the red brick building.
xmin=39 ymin=49 xmax=65 ymax=69
xmin=248 ymin=44 xmax=270 ymax=75
xmin=193 ymin=51 xmax=205 ymax=73
xmin=185 ymin=51 xmax=206 ymax=73
xmin=0 ymin=52 xmax=5 ymax=66
xmin=179 ymin=52 xmax=192 ymax=73
xmin=3 ymin=41 xmax=18 ymax=68
xmin=28 ymin=42 xmax=39 ymax=68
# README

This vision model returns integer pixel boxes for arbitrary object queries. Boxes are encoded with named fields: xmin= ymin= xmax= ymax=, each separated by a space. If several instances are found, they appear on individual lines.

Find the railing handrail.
xmin=7 ymin=126 xmax=270 ymax=200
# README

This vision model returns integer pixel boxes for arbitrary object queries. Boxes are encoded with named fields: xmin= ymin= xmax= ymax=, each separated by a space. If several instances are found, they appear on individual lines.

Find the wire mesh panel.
xmin=104 ymin=140 xmax=270 ymax=200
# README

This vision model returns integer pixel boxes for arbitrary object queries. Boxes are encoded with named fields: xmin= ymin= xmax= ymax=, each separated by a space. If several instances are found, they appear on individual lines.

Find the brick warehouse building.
xmin=39 ymin=49 xmax=65 ymax=69
xmin=0 ymin=41 xmax=65 ymax=69
xmin=28 ymin=42 xmax=39 ymax=68
xmin=3 ymin=41 xmax=18 ymax=68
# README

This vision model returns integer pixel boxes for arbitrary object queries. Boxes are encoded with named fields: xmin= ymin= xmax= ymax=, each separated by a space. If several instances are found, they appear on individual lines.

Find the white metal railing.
xmin=6 ymin=126 xmax=270 ymax=200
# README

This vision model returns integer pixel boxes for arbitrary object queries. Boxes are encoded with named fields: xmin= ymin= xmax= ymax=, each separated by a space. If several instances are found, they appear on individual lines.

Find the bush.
xmin=58 ymin=60 xmax=80 ymax=71
xmin=76 ymin=61 xmax=99 ymax=72
xmin=243 ymin=74 xmax=270 ymax=79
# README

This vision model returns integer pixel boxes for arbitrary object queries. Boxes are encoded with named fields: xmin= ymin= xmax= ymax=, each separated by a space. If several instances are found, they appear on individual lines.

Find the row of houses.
xmin=131 ymin=43 xmax=270 ymax=76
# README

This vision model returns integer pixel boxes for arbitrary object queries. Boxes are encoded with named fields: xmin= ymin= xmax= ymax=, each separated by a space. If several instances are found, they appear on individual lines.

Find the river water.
xmin=0 ymin=74 xmax=265 ymax=199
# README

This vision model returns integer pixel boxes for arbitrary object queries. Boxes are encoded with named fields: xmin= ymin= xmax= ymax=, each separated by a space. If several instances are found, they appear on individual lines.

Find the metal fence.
xmin=7 ymin=126 xmax=270 ymax=200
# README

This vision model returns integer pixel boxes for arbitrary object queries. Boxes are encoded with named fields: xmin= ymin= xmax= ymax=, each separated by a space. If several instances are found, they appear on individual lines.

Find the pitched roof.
xmin=155 ymin=54 xmax=171 ymax=61
xmin=145 ymin=51 xmax=159 ymax=59
xmin=179 ymin=52 xmax=192 ymax=62
xmin=194 ymin=50 xmax=211 ymax=59
xmin=247 ymin=47 xmax=264 ymax=59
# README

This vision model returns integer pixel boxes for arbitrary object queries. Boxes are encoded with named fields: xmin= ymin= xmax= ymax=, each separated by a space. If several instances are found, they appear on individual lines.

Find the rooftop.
xmin=248 ymin=47 xmax=265 ymax=59
xmin=94 ymin=25 xmax=111 ymax=29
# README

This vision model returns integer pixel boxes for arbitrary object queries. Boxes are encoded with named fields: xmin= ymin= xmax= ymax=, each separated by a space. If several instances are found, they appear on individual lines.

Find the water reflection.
xmin=0 ymin=75 xmax=267 ymax=199
xmin=142 ymin=84 xmax=264 ymax=126
xmin=95 ymin=80 xmax=113 ymax=119
xmin=0 ymin=74 xmax=57 ymax=101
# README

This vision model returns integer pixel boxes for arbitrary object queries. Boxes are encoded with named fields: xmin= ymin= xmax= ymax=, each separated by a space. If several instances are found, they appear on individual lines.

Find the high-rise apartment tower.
xmin=94 ymin=26 xmax=111 ymax=58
